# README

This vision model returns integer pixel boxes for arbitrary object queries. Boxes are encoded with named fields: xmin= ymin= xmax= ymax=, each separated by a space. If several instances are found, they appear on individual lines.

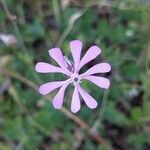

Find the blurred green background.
xmin=0 ymin=0 xmax=150 ymax=150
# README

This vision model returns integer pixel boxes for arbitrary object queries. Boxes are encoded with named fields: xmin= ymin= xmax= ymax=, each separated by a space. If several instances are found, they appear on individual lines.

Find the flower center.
xmin=74 ymin=77 xmax=78 ymax=82
xmin=63 ymin=57 xmax=82 ymax=84
xmin=71 ymin=74 xmax=81 ymax=84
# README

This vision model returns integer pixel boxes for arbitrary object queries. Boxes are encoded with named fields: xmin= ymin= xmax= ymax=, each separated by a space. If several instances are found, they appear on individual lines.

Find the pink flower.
xmin=35 ymin=40 xmax=111 ymax=113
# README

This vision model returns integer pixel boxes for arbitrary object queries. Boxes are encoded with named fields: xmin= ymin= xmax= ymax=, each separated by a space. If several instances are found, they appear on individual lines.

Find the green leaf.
xmin=131 ymin=107 xmax=142 ymax=123
xmin=103 ymin=103 xmax=131 ymax=126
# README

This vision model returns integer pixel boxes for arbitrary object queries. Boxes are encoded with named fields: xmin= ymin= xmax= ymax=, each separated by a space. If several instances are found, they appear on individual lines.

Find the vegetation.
xmin=0 ymin=0 xmax=150 ymax=149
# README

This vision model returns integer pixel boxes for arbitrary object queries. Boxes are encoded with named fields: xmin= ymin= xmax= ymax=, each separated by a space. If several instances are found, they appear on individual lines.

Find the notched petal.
xmin=80 ymin=62 xmax=111 ymax=77
xmin=71 ymin=85 xmax=81 ymax=113
xmin=70 ymin=40 xmax=82 ymax=72
xmin=79 ymin=45 xmax=101 ymax=70
xmin=35 ymin=62 xmax=63 ymax=73
xmin=39 ymin=81 xmax=67 ymax=95
xmin=48 ymin=47 xmax=66 ymax=68
xmin=83 ymin=76 xmax=110 ymax=89
xmin=77 ymin=84 xmax=98 ymax=109
xmin=52 ymin=84 xmax=69 ymax=109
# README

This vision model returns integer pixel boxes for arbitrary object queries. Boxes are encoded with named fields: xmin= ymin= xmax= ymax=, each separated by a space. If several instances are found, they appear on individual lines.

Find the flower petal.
xmin=39 ymin=79 xmax=70 ymax=95
xmin=52 ymin=83 xmax=69 ymax=109
xmin=78 ymin=45 xmax=101 ymax=70
xmin=77 ymin=84 xmax=97 ymax=109
xmin=35 ymin=62 xmax=64 ymax=73
xmin=48 ymin=47 xmax=66 ymax=68
xmin=82 ymin=75 xmax=110 ymax=89
xmin=71 ymin=84 xmax=81 ymax=113
xmin=80 ymin=63 xmax=111 ymax=77
xmin=48 ymin=47 xmax=72 ymax=76
xmin=70 ymin=40 xmax=82 ymax=72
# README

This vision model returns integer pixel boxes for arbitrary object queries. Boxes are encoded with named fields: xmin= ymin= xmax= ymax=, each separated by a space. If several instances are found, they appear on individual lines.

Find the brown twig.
xmin=0 ymin=67 xmax=113 ymax=149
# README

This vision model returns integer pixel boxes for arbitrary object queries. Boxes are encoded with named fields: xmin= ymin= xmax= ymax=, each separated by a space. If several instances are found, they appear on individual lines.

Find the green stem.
xmin=52 ymin=0 xmax=61 ymax=28
xmin=1 ymin=0 xmax=27 ymax=53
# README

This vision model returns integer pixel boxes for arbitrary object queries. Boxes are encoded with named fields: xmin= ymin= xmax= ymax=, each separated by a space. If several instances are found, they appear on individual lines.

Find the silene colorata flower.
xmin=35 ymin=40 xmax=111 ymax=113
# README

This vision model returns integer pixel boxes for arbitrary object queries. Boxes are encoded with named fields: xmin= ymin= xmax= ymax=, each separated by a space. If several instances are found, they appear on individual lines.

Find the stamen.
xmin=64 ymin=56 xmax=74 ymax=72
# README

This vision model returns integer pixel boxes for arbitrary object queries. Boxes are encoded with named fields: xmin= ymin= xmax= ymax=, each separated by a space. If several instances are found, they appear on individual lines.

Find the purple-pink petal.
xmin=52 ymin=83 xmax=69 ymax=109
xmin=78 ymin=45 xmax=101 ymax=70
xmin=71 ymin=84 xmax=81 ymax=113
xmin=69 ymin=40 xmax=82 ymax=72
xmin=48 ymin=47 xmax=66 ymax=69
xmin=48 ymin=48 xmax=72 ymax=76
xmin=82 ymin=75 xmax=110 ymax=89
xmin=39 ymin=80 xmax=69 ymax=95
xmin=80 ymin=63 xmax=111 ymax=77
xmin=35 ymin=62 xmax=64 ymax=73
xmin=77 ymin=84 xmax=97 ymax=109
